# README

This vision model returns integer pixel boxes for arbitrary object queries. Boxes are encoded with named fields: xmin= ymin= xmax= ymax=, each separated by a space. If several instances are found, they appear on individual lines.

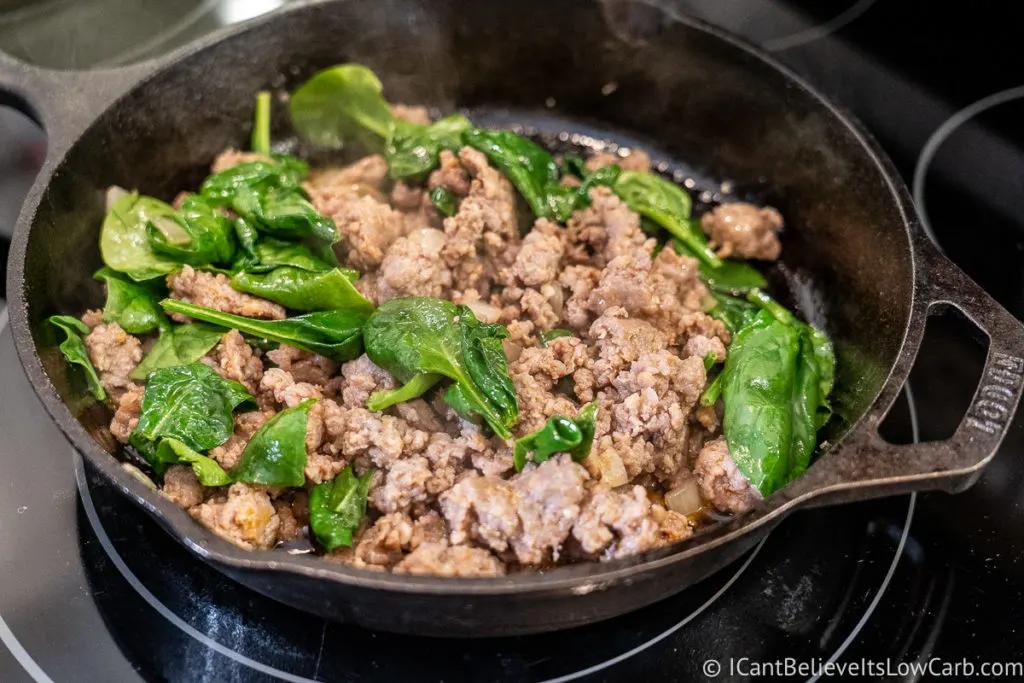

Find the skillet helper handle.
xmin=790 ymin=239 xmax=1024 ymax=509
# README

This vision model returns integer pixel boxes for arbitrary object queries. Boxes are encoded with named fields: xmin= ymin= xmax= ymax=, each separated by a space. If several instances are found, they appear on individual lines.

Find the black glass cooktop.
xmin=2 ymin=1 xmax=1023 ymax=681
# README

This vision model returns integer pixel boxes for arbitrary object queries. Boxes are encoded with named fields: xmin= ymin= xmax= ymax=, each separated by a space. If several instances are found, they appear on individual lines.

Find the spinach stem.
xmin=252 ymin=91 xmax=272 ymax=156
xmin=700 ymin=372 xmax=723 ymax=408
xmin=746 ymin=288 xmax=794 ymax=325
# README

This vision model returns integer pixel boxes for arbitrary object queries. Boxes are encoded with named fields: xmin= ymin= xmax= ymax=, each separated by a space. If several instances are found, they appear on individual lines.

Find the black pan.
xmin=4 ymin=0 xmax=1024 ymax=638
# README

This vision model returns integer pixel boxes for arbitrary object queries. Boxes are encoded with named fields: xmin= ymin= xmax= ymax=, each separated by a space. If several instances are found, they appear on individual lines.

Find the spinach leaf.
xmin=462 ymin=128 xmax=560 ymax=219
xmin=805 ymin=323 xmax=836 ymax=429
xmin=100 ymin=191 xmax=181 ymax=281
xmin=94 ymin=267 xmax=170 ymax=334
xmin=132 ymin=363 xmax=253 ymax=455
xmin=233 ymin=217 xmax=260 ymax=265
xmin=546 ymin=164 xmax=623 ymax=222
xmin=200 ymin=161 xmax=304 ymax=206
xmin=308 ymin=465 xmax=373 ymax=551
xmin=147 ymin=195 xmax=237 ymax=267
xmin=160 ymin=299 xmax=368 ymax=362
xmin=747 ymin=287 xmax=794 ymax=325
xmin=560 ymin=154 xmax=587 ymax=179
xmin=708 ymin=291 xmax=760 ymax=334
xmin=367 ymin=372 xmax=443 ymax=412
xmin=387 ymin=115 xmax=472 ymax=181
xmin=229 ymin=184 xmax=337 ymax=244
xmin=231 ymin=399 xmax=315 ymax=487
xmin=246 ymin=237 xmax=334 ymax=273
xmin=718 ymin=308 xmax=833 ymax=497
xmin=539 ymin=328 xmax=573 ymax=346
xmin=130 ymin=323 xmax=227 ymax=380
xmin=672 ymin=239 xmax=766 ymax=293
xmin=251 ymin=90 xmax=272 ymax=157
xmin=154 ymin=437 xmax=232 ymax=485
xmin=48 ymin=315 xmax=105 ymax=401
xmin=289 ymin=64 xmax=394 ymax=149
xmin=429 ymin=187 xmax=457 ymax=217
xmin=513 ymin=401 xmax=598 ymax=471
xmin=363 ymin=297 xmax=518 ymax=438
xmin=612 ymin=171 xmax=722 ymax=268
xmin=230 ymin=266 xmax=374 ymax=313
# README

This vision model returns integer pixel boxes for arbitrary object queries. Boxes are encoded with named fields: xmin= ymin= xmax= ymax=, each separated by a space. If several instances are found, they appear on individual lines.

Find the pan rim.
xmin=7 ymin=0 xmax=927 ymax=598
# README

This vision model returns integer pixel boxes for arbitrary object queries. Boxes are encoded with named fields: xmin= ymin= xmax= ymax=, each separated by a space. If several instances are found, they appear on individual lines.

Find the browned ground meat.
xmin=110 ymin=144 xmax=792 ymax=576
xmin=585 ymin=148 xmax=652 ymax=174
xmin=391 ymin=103 xmax=432 ymax=126
xmin=700 ymin=202 xmax=783 ymax=261
xmin=210 ymin=148 xmax=270 ymax=173
xmin=168 ymin=265 xmax=286 ymax=321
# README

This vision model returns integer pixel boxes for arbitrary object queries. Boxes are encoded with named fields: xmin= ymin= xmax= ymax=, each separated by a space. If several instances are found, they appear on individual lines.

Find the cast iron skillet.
xmin=3 ymin=0 xmax=1024 ymax=637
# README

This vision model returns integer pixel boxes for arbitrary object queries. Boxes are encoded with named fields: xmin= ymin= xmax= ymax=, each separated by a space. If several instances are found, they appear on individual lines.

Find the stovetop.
xmin=2 ymin=1 xmax=1023 ymax=681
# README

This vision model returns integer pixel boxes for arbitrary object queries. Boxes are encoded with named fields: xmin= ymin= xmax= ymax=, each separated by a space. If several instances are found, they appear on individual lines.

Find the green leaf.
xmin=252 ymin=187 xmax=338 ymax=244
xmin=155 ymin=438 xmax=233 ymax=486
xmin=513 ymin=401 xmax=598 ymax=471
xmin=672 ymin=239 xmax=766 ymax=293
xmin=147 ymin=195 xmax=237 ymax=267
xmin=130 ymin=323 xmax=227 ymax=380
xmin=230 ymin=266 xmax=374 ymax=313
xmin=94 ymin=267 xmax=170 ymax=334
xmin=539 ymin=328 xmax=573 ymax=346
xmin=367 ymin=372 xmax=443 ymax=412
xmin=708 ymin=291 xmax=760 ymax=335
xmin=386 ymin=115 xmax=472 ymax=181
xmin=612 ymin=171 xmax=722 ymax=268
xmin=99 ymin=191 xmax=181 ymax=281
xmin=251 ymin=90 xmax=272 ymax=156
xmin=428 ymin=187 xmax=457 ymax=217
xmin=308 ymin=465 xmax=373 ymax=551
xmin=160 ymin=299 xmax=368 ymax=362
xmin=200 ymin=161 xmax=305 ymax=206
xmin=133 ymin=363 xmax=254 ymax=455
xmin=289 ymin=64 xmax=395 ymax=149
xmin=746 ymin=287 xmax=794 ymax=325
xmin=559 ymin=154 xmax=587 ymax=179
xmin=231 ymin=399 xmax=315 ymax=487
xmin=363 ymin=297 xmax=518 ymax=438
xmin=48 ymin=315 xmax=105 ymax=401
xmin=462 ymin=128 xmax=560 ymax=219
xmin=246 ymin=237 xmax=335 ymax=273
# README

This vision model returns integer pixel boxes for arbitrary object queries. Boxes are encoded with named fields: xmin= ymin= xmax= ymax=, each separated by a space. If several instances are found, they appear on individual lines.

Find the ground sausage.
xmin=701 ymin=202 xmax=783 ymax=261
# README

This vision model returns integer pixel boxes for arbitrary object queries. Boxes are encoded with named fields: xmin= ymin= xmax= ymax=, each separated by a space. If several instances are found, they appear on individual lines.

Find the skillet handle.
xmin=786 ymin=238 xmax=1024 ymax=509
xmin=0 ymin=51 xmax=162 ymax=158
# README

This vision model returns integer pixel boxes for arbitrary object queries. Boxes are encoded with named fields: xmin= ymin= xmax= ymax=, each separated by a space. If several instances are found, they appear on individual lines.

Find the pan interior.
xmin=15 ymin=0 xmax=913 ymax=568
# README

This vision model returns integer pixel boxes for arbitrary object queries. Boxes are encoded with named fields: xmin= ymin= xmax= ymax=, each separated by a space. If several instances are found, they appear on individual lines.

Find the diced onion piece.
xmin=665 ymin=478 xmax=703 ymax=516
xmin=467 ymin=300 xmax=502 ymax=324
xmin=413 ymin=227 xmax=446 ymax=252
xmin=151 ymin=216 xmax=191 ymax=246
xmin=541 ymin=282 xmax=563 ymax=317
xmin=501 ymin=339 xmax=523 ymax=362
xmin=594 ymin=449 xmax=628 ymax=487
xmin=106 ymin=185 xmax=129 ymax=212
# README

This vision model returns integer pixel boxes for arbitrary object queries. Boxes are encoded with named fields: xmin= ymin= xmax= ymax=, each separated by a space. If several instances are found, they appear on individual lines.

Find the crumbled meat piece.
xmin=677 ymin=312 xmax=731 ymax=348
xmin=109 ymin=382 xmax=144 ymax=444
xmin=428 ymin=149 xmax=471 ymax=197
xmin=471 ymin=444 xmax=515 ymax=478
xmin=391 ymin=103 xmax=431 ymax=125
xmin=686 ymin=334 xmax=727 ymax=363
xmin=511 ymin=221 xmax=564 ymax=287
xmin=208 ymin=410 xmax=269 ymax=470
xmin=377 ymin=228 xmax=453 ymax=301
xmin=191 ymin=483 xmax=281 ymax=550
xmin=390 ymin=180 xmax=424 ymax=210
xmin=203 ymin=330 xmax=263 ymax=394
xmin=80 ymin=309 xmax=104 ymax=328
xmin=306 ymin=155 xmax=388 ymax=192
xmin=210 ymin=148 xmax=269 ymax=173
xmin=393 ymin=542 xmax=505 ymax=577
xmin=259 ymin=368 xmax=323 ymax=408
xmin=589 ymin=308 xmax=668 ymax=387
xmin=440 ymin=475 xmax=521 ymax=553
xmin=585 ymin=148 xmax=651 ymax=174
xmin=167 ymin=265 xmax=285 ymax=321
xmin=161 ymin=465 xmax=204 ymax=509
xmin=701 ymin=202 xmax=783 ymax=261
xmin=509 ymin=347 xmax=581 ymax=434
xmin=83 ymin=322 xmax=143 ymax=402
xmin=370 ymin=456 xmax=434 ymax=513
xmin=696 ymin=404 xmax=720 ymax=432
xmin=355 ymin=512 xmax=416 ymax=567
xmin=274 ymin=500 xmax=304 ymax=542
xmin=509 ymin=455 xmax=589 ymax=564
xmin=310 ymin=191 xmax=407 ymax=270
xmin=394 ymin=399 xmax=447 ymax=433
xmin=693 ymin=437 xmax=762 ymax=514
xmin=565 ymin=187 xmax=648 ymax=267
xmin=338 ymin=354 xmax=396 ymax=409
xmin=652 ymin=504 xmax=695 ymax=545
xmin=560 ymin=265 xmax=602 ymax=331
xmin=644 ymin=246 xmax=709 ymax=332
xmin=265 ymin=345 xmax=338 ymax=386
xmin=572 ymin=485 xmax=660 ymax=559
xmin=303 ymin=401 xmax=348 ymax=484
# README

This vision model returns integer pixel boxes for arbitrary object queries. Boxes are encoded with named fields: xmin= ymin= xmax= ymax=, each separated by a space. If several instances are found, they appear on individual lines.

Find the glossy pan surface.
xmin=3 ymin=0 xmax=1023 ymax=636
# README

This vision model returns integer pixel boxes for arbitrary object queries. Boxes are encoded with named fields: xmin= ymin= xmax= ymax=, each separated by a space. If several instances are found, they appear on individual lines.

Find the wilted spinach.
xmin=132 ymin=363 xmax=253 ymax=456
xmin=612 ymin=171 xmax=722 ymax=268
xmin=147 ymin=195 xmax=237 ymax=267
xmin=462 ymin=128 xmax=560 ymax=219
xmin=363 ymin=297 xmax=518 ymax=438
xmin=367 ymin=372 xmax=443 ymax=412
xmin=428 ymin=187 xmax=457 ymax=217
xmin=513 ymin=401 xmax=598 ymax=471
xmin=100 ymin=191 xmax=181 ymax=281
xmin=130 ymin=323 xmax=227 ymax=380
xmin=231 ymin=399 xmax=315 ymax=487
xmin=288 ymin=64 xmax=394 ymax=149
xmin=243 ymin=237 xmax=335 ymax=273
xmin=48 ymin=315 xmax=105 ymax=401
xmin=160 ymin=299 xmax=368 ymax=362
xmin=94 ymin=267 xmax=170 ymax=335
xmin=231 ymin=266 xmax=373 ymax=313
xmin=154 ymin=438 xmax=232 ymax=486
xmin=308 ymin=465 xmax=373 ymax=551
xmin=387 ymin=115 xmax=472 ymax=181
